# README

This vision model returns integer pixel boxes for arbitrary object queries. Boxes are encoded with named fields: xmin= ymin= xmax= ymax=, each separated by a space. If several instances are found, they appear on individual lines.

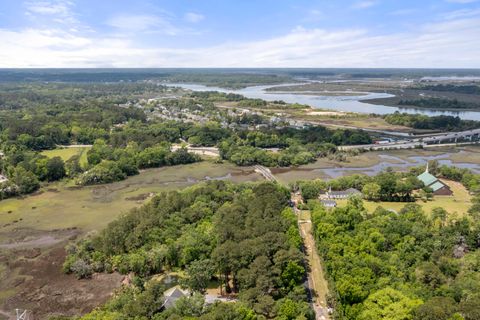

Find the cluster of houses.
xmin=129 ymin=95 xmax=311 ymax=131
xmin=318 ymin=165 xmax=453 ymax=209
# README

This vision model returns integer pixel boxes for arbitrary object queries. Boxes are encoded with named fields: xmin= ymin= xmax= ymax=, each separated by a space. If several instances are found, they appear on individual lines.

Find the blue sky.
xmin=0 ymin=0 xmax=479 ymax=67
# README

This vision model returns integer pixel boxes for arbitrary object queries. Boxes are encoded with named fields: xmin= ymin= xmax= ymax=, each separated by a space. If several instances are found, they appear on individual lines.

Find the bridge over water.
xmin=339 ymin=129 xmax=480 ymax=151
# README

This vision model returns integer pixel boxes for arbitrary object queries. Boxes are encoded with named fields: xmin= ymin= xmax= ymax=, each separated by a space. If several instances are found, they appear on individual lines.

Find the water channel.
xmin=167 ymin=83 xmax=480 ymax=120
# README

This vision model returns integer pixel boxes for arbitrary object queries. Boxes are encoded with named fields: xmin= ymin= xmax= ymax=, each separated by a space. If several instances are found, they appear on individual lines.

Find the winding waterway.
xmin=321 ymin=153 xmax=480 ymax=179
xmin=168 ymin=83 xmax=480 ymax=120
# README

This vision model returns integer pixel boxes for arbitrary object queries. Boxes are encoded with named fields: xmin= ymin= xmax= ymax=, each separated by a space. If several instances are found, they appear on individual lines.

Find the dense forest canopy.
xmin=61 ymin=165 xmax=480 ymax=320
xmin=311 ymin=198 xmax=480 ymax=320
xmin=64 ymin=181 xmax=314 ymax=319
xmin=383 ymin=112 xmax=480 ymax=131
xmin=415 ymin=84 xmax=480 ymax=95
xmin=298 ymin=163 xmax=480 ymax=320
xmin=0 ymin=70 xmax=293 ymax=89
xmin=398 ymin=98 xmax=480 ymax=110
xmin=2 ymin=72 xmax=480 ymax=319
xmin=0 ymin=82 xmax=373 ymax=201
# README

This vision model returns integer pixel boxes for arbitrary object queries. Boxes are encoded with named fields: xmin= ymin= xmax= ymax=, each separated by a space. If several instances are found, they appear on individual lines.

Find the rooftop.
xmin=417 ymin=171 xmax=438 ymax=187
xmin=321 ymin=200 xmax=337 ymax=207
xmin=328 ymin=188 xmax=361 ymax=196
xmin=429 ymin=181 xmax=446 ymax=192
xmin=162 ymin=286 xmax=189 ymax=309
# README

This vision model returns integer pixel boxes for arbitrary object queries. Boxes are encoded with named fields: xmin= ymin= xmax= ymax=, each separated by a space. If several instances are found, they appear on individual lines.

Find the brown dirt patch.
xmin=0 ymin=233 xmax=123 ymax=320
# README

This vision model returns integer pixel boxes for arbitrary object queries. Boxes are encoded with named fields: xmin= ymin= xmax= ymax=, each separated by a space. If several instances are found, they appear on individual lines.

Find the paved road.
xmin=419 ymin=128 xmax=480 ymax=144
xmin=339 ymin=129 xmax=480 ymax=151
xmin=171 ymin=144 xmax=220 ymax=157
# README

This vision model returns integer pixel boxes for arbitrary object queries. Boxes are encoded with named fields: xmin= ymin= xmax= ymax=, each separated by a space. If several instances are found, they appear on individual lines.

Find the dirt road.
xmin=298 ymin=210 xmax=331 ymax=320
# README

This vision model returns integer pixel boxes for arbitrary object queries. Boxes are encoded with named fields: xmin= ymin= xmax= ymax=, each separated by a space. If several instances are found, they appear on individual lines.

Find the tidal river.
xmin=167 ymin=83 xmax=480 ymax=121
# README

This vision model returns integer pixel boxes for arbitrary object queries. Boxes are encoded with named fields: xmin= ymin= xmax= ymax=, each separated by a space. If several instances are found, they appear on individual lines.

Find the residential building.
xmin=322 ymin=187 xmax=362 ymax=200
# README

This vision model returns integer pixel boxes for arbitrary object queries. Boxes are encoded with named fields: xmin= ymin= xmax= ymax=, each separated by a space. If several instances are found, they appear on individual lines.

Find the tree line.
xmin=0 ymin=82 xmax=373 ymax=201
xmin=416 ymin=84 xmax=480 ymax=95
xmin=383 ymin=112 xmax=480 ymax=131
xmin=296 ymin=169 xmax=425 ymax=202
xmin=219 ymin=127 xmax=370 ymax=167
xmin=311 ymin=196 xmax=480 ymax=320
xmin=398 ymin=98 xmax=480 ymax=110
xmin=63 ymin=181 xmax=314 ymax=319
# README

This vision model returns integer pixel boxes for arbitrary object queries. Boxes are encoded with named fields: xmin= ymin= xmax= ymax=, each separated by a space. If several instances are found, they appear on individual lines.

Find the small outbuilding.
xmin=321 ymin=199 xmax=337 ymax=208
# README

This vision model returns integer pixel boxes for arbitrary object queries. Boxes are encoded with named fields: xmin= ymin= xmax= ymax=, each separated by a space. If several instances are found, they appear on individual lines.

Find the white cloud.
xmin=105 ymin=13 xmax=204 ymax=36
xmin=25 ymin=0 xmax=73 ymax=16
xmin=1 ymin=14 xmax=479 ymax=68
xmin=352 ymin=1 xmax=378 ymax=9
xmin=106 ymin=14 xmax=179 ymax=35
xmin=24 ymin=0 xmax=85 ymax=28
xmin=389 ymin=8 xmax=417 ymax=16
xmin=442 ymin=8 xmax=480 ymax=19
xmin=184 ymin=12 xmax=205 ymax=23
xmin=446 ymin=0 xmax=479 ymax=3
xmin=302 ymin=9 xmax=324 ymax=22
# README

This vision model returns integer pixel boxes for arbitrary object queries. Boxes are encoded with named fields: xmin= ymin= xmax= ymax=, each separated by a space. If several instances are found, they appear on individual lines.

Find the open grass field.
xmin=0 ymin=161 xmax=261 ymax=318
xmin=337 ymin=179 xmax=472 ymax=218
xmin=290 ymin=112 xmax=416 ymax=133
xmin=41 ymin=146 xmax=90 ymax=167
xmin=0 ymin=161 xmax=260 ymax=241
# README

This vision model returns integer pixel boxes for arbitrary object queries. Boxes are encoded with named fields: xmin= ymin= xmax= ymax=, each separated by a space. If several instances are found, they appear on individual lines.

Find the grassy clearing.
xmin=0 ymin=161 xmax=260 ymax=241
xmin=41 ymin=147 xmax=90 ymax=167
xmin=299 ymin=115 xmax=412 ymax=132
xmin=337 ymin=180 xmax=472 ymax=217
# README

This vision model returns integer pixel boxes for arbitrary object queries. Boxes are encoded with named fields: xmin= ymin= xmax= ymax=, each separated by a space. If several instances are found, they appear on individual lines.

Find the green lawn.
xmin=337 ymin=180 xmax=472 ymax=218
xmin=41 ymin=147 xmax=90 ymax=167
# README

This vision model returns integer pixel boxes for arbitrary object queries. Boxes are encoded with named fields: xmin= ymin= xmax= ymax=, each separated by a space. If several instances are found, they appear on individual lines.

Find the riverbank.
xmin=1 ymin=146 xmax=479 ymax=318
xmin=272 ymin=145 xmax=480 ymax=183
xmin=0 ymin=161 xmax=261 ymax=319
xmin=261 ymin=81 xmax=480 ymax=119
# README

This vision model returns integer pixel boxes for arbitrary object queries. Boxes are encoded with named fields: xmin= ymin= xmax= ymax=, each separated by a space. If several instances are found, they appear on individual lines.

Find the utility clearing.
xmin=298 ymin=209 xmax=331 ymax=320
